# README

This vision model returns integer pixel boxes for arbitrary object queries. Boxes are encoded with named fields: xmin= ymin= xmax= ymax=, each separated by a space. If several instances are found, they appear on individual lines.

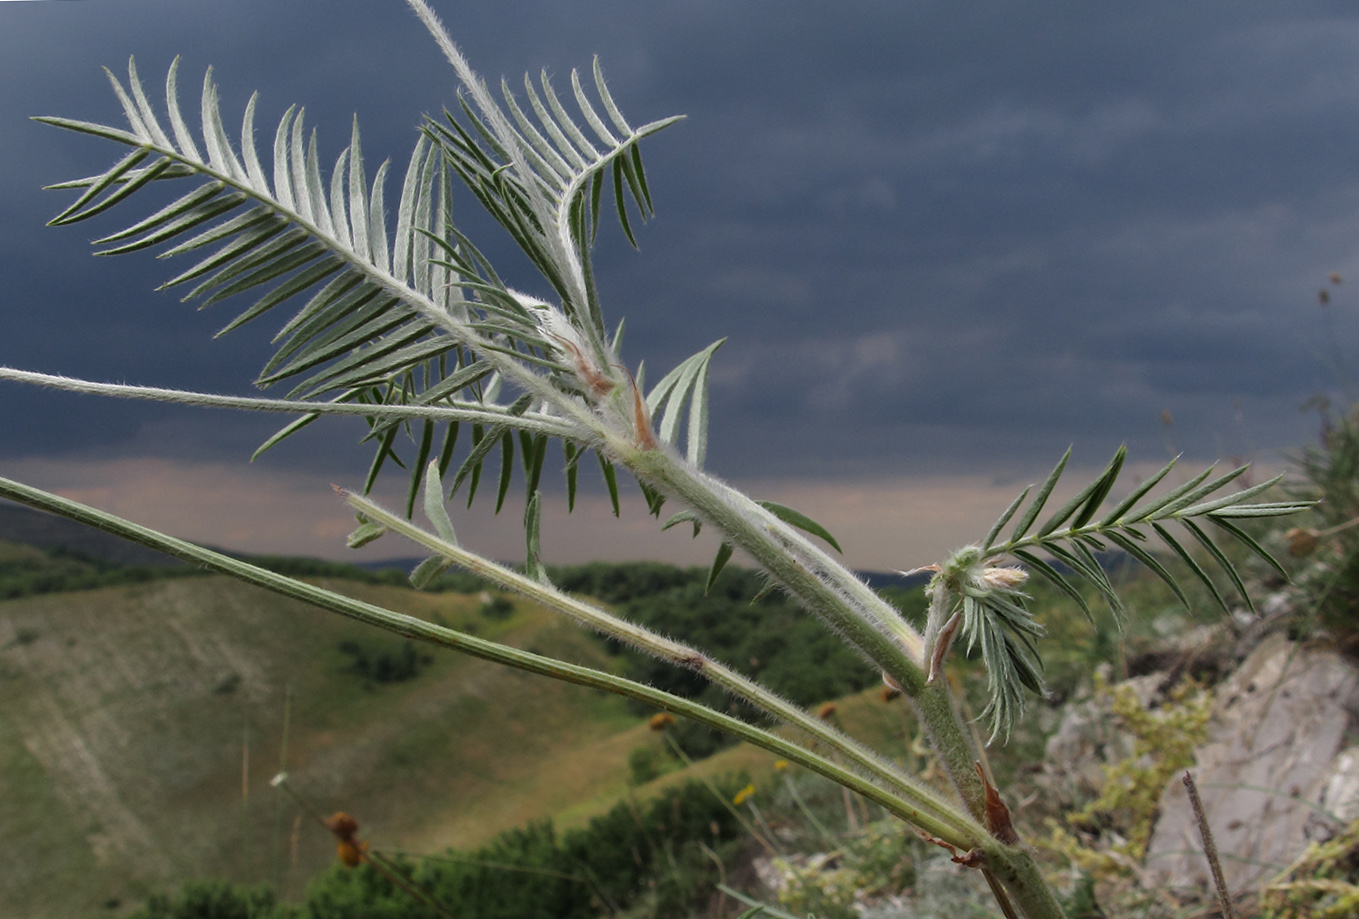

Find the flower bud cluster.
xmin=914 ymin=547 xmax=1032 ymax=688
xmin=940 ymin=545 xmax=1029 ymax=598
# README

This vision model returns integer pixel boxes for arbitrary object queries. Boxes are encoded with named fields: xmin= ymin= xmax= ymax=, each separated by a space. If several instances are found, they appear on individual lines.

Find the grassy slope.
xmin=0 ymin=574 xmax=646 ymax=917
xmin=0 ymin=548 xmax=1170 ymax=918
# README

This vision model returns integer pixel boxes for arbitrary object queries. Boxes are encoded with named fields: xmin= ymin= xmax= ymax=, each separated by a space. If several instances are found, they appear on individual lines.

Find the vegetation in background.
xmin=601 ymin=565 xmax=900 ymax=758
xmin=478 ymin=592 xmax=516 ymax=619
xmin=1261 ymin=816 xmax=1359 ymax=919
xmin=337 ymin=637 xmax=432 ymax=685
xmin=132 ymin=881 xmax=282 ymax=919
xmin=0 ymin=541 xmax=204 ymax=599
xmin=1289 ymin=399 xmax=1359 ymax=653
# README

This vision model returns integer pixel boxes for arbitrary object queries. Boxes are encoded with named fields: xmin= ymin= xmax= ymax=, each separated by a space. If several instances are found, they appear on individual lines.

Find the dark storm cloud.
xmin=2 ymin=0 xmax=1357 ymax=489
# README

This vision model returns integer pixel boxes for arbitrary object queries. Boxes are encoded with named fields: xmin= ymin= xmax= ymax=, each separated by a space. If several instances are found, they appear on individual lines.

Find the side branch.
xmin=345 ymin=487 xmax=983 ymax=844
xmin=0 ymin=367 xmax=584 ymax=438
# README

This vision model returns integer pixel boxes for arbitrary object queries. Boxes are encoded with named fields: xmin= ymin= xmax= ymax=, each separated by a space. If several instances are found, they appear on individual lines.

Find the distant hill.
xmin=0 ymin=500 xmax=185 ymax=567
xmin=0 ymin=501 xmax=446 ymax=587
xmin=0 ymin=573 xmax=650 ymax=918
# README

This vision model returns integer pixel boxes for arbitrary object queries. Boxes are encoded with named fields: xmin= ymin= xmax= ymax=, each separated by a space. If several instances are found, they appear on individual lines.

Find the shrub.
xmin=627 ymin=744 xmax=661 ymax=785
xmin=1291 ymin=402 xmax=1359 ymax=650
xmin=337 ymin=638 xmax=431 ymax=684
xmin=131 ymin=880 xmax=288 ymax=919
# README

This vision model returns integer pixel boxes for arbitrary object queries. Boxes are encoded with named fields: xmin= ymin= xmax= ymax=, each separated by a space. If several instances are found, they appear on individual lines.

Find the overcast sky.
xmin=1 ymin=0 xmax=1356 ymax=569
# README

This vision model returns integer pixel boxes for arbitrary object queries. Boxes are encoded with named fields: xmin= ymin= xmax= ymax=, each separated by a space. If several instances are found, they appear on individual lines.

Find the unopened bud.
xmin=980 ymin=566 xmax=1028 ymax=591
xmin=325 ymin=812 xmax=367 ymax=867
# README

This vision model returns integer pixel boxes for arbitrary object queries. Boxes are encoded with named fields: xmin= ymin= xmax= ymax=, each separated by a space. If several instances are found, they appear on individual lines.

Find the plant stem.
xmin=781 ymin=774 xmax=842 ymax=854
xmin=910 ymin=679 xmax=987 ymax=824
xmin=980 ymin=845 xmax=1069 ymax=919
xmin=347 ymin=489 xmax=976 ymax=838
xmin=0 ymin=367 xmax=581 ymax=436
xmin=624 ymin=447 xmax=926 ymax=690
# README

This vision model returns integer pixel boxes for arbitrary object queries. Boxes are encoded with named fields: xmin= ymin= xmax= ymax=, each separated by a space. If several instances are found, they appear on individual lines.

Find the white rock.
xmin=1144 ymin=634 xmax=1359 ymax=897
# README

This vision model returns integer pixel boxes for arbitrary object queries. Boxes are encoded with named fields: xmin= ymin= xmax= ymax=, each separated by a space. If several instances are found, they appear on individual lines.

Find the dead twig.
xmin=1183 ymin=770 xmax=1236 ymax=919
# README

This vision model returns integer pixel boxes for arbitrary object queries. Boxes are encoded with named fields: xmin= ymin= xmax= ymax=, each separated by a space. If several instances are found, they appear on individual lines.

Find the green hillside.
xmin=0 ymin=572 xmax=647 ymax=917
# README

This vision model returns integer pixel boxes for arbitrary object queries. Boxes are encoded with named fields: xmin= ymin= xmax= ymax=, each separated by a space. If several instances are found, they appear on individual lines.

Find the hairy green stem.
xmin=601 ymin=447 xmax=1073 ymax=914
xmin=0 ymin=367 xmax=583 ymax=437
xmin=982 ymin=845 xmax=1068 ymax=919
xmin=622 ymin=446 xmax=927 ymax=690
xmin=911 ymin=679 xmax=987 ymax=823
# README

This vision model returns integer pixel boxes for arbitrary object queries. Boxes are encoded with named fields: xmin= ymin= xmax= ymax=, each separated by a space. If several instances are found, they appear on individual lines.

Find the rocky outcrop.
xmin=1144 ymin=634 xmax=1359 ymax=897
xmin=1041 ymin=668 xmax=1161 ymax=799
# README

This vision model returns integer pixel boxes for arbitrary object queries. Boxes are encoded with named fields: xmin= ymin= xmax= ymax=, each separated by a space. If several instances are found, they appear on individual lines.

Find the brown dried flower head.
xmin=1286 ymin=527 xmax=1320 ymax=557
xmin=325 ymin=812 xmax=367 ymax=868
xmin=336 ymin=839 xmax=368 ymax=868
xmin=325 ymin=812 xmax=359 ymax=842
